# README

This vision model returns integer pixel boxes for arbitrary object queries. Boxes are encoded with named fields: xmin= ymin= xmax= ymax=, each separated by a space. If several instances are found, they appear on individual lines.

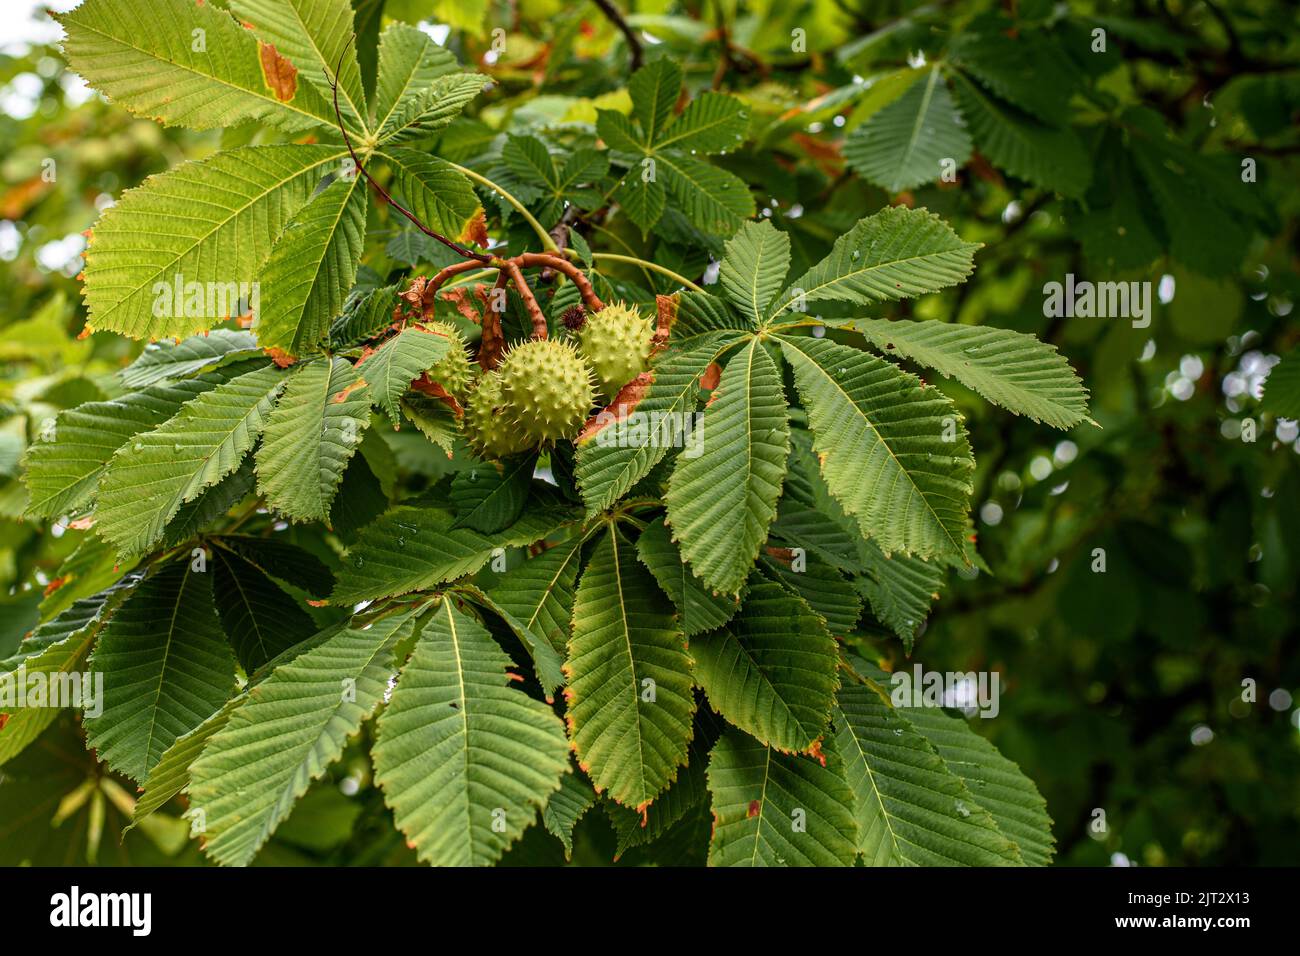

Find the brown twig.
xmin=516 ymin=253 xmax=606 ymax=312
xmin=591 ymin=0 xmax=643 ymax=71
xmin=324 ymin=40 xmax=491 ymax=265
xmin=501 ymin=260 xmax=549 ymax=339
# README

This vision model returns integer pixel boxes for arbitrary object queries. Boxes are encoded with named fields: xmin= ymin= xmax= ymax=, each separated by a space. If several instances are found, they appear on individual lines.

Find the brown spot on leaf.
xmin=459 ymin=207 xmax=489 ymax=248
xmin=653 ymin=294 xmax=678 ymax=351
xmin=259 ymin=42 xmax=298 ymax=102
xmin=807 ymin=738 xmax=826 ymax=767
xmin=699 ymin=361 xmax=722 ymax=392
xmin=411 ymin=374 xmax=463 ymax=416
xmin=747 ymin=800 xmax=761 ymax=818
xmin=42 ymin=576 xmax=68 ymax=597
xmin=575 ymin=371 xmax=654 ymax=443
xmin=68 ymin=516 xmax=95 ymax=530
xmin=264 ymin=347 xmax=296 ymax=368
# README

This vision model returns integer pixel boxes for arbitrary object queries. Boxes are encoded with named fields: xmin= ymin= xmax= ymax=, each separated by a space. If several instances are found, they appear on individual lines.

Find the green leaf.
xmin=949 ymin=30 xmax=1076 ymax=125
xmin=210 ymin=542 xmax=317 ymax=672
xmin=56 ymin=0 xmax=338 ymax=133
xmin=81 ymin=145 xmax=345 ymax=340
xmin=629 ymin=59 xmax=682 ymax=141
xmin=575 ymin=330 xmax=747 ymax=515
xmin=706 ymin=729 xmax=858 ymax=866
xmin=1262 ymin=350 xmax=1300 ymax=419
xmin=949 ymin=69 xmax=1090 ymax=198
xmin=23 ymin=376 xmax=220 ymax=520
xmin=131 ymin=695 xmax=242 ymax=827
xmin=656 ymin=92 xmax=749 ymax=154
xmin=773 ymin=206 xmax=980 ymax=318
xmin=666 ymin=338 xmax=788 ymax=596
xmin=0 ymin=581 xmax=135 ymax=766
xmin=381 ymin=148 xmax=485 ymax=246
xmin=94 ymin=363 xmax=286 ymax=557
xmin=253 ymin=177 xmax=368 ymax=358
xmin=613 ymin=174 xmax=666 ymax=235
xmin=844 ymin=66 xmax=971 ymax=193
xmin=635 ymin=517 xmax=739 ymax=637
xmin=400 ymin=391 xmax=460 ymax=458
xmin=657 ymin=152 xmax=754 ymax=236
xmin=566 ymin=527 xmax=695 ymax=809
xmin=758 ymin=550 xmax=863 ymax=636
xmin=379 ymin=73 xmax=489 ymax=146
xmin=255 ymin=358 xmax=370 ymax=523
xmin=188 ymin=612 xmax=418 ymax=866
xmin=455 ymin=584 xmax=567 ymax=699
xmin=373 ymin=602 xmax=570 ymax=866
xmin=718 ymin=220 xmax=791 ymax=325
xmin=331 ymin=504 xmax=578 ymax=604
xmin=855 ymin=541 xmax=945 ymax=650
xmin=542 ymin=765 xmax=598 ymax=860
xmin=357 ymin=327 xmax=451 ymax=421
xmin=229 ymin=0 xmax=369 ymax=134
xmin=833 ymin=680 xmax=1023 ymax=865
xmin=486 ymin=533 xmax=586 ymax=662
xmin=898 ymin=705 xmax=1055 ymax=865
xmin=215 ymin=534 xmax=336 ymax=600
xmin=84 ymin=562 xmax=236 ymax=782
xmin=779 ymin=337 xmax=974 ymax=563
xmin=691 ymin=579 xmax=839 ymax=753
xmin=852 ymin=318 xmax=1092 ymax=429
xmin=370 ymin=21 xmax=458 ymax=135
xmin=121 ymin=330 xmax=261 ymax=389
xmin=450 ymin=457 xmax=535 ymax=533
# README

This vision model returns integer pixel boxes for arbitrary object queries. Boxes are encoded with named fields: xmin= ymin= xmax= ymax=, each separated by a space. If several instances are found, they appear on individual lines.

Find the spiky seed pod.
xmin=463 ymin=370 xmax=531 ymax=459
xmin=498 ymin=339 xmax=596 ymax=445
xmin=577 ymin=301 xmax=654 ymax=401
xmin=419 ymin=320 xmax=475 ymax=399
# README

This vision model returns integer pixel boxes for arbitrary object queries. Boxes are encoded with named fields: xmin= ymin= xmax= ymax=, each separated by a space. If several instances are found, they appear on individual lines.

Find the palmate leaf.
xmin=690 ymin=579 xmax=839 ymax=754
xmin=23 ymin=375 xmax=219 ymax=520
xmin=210 ymin=541 xmax=318 ymax=673
xmin=380 ymin=74 xmax=489 ymax=146
xmin=94 ymin=363 xmax=287 ymax=557
xmin=485 ymin=532 xmax=586 ymax=663
xmin=456 ymin=584 xmax=566 ymax=699
xmin=253 ymin=177 xmax=368 ymax=358
xmin=130 ymin=695 xmax=242 ymax=827
xmin=758 ymin=549 xmax=863 ymax=636
xmin=636 ymin=518 xmax=739 ymax=637
xmin=255 ymin=358 xmax=370 ymax=523
xmin=843 ymin=66 xmax=971 ymax=193
xmin=706 ymin=729 xmax=858 ymax=866
xmin=84 ymin=562 xmax=236 ymax=783
xmin=229 ymin=0 xmax=368 ymax=134
xmin=665 ymin=338 xmax=788 ymax=596
xmin=0 ymin=579 xmax=137 ymax=766
xmin=657 ymin=152 xmax=754 ymax=237
xmin=121 ymin=330 xmax=261 ymax=389
xmin=899 ymin=706 xmax=1055 ymax=866
xmin=575 ymin=330 xmax=748 ymax=515
xmin=56 ymin=0 xmax=339 ymax=134
xmin=948 ymin=69 xmax=1090 ymax=198
xmin=381 ymin=149 xmax=485 ymax=247
xmin=852 ymin=318 xmax=1092 ymax=429
xmin=81 ymin=145 xmax=346 ymax=340
xmin=370 ymin=22 xmax=458 ymax=136
xmin=449 ymin=457 xmax=535 ymax=534
xmin=541 ymin=765 xmax=598 ymax=860
xmin=331 ymin=503 xmax=578 ymax=604
xmin=855 ymin=541 xmax=945 ymax=651
xmin=187 ymin=611 xmax=418 ymax=866
xmin=718 ymin=220 xmax=790 ymax=326
xmin=770 ymin=206 xmax=980 ymax=318
xmin=832 ymin=680 xmax=1023 ymax=866
xmin=779 ymin=337 xmax=974 ymax=564
xmin=628 ymin=59 xmax=681 ymax=141
xmin=565 ymin=527 xmax=695 ymax=809
xmin=357 ymin=327 xmax=450 ymax=422
xmin=374 ymin=602 xmax=570 ymax=866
